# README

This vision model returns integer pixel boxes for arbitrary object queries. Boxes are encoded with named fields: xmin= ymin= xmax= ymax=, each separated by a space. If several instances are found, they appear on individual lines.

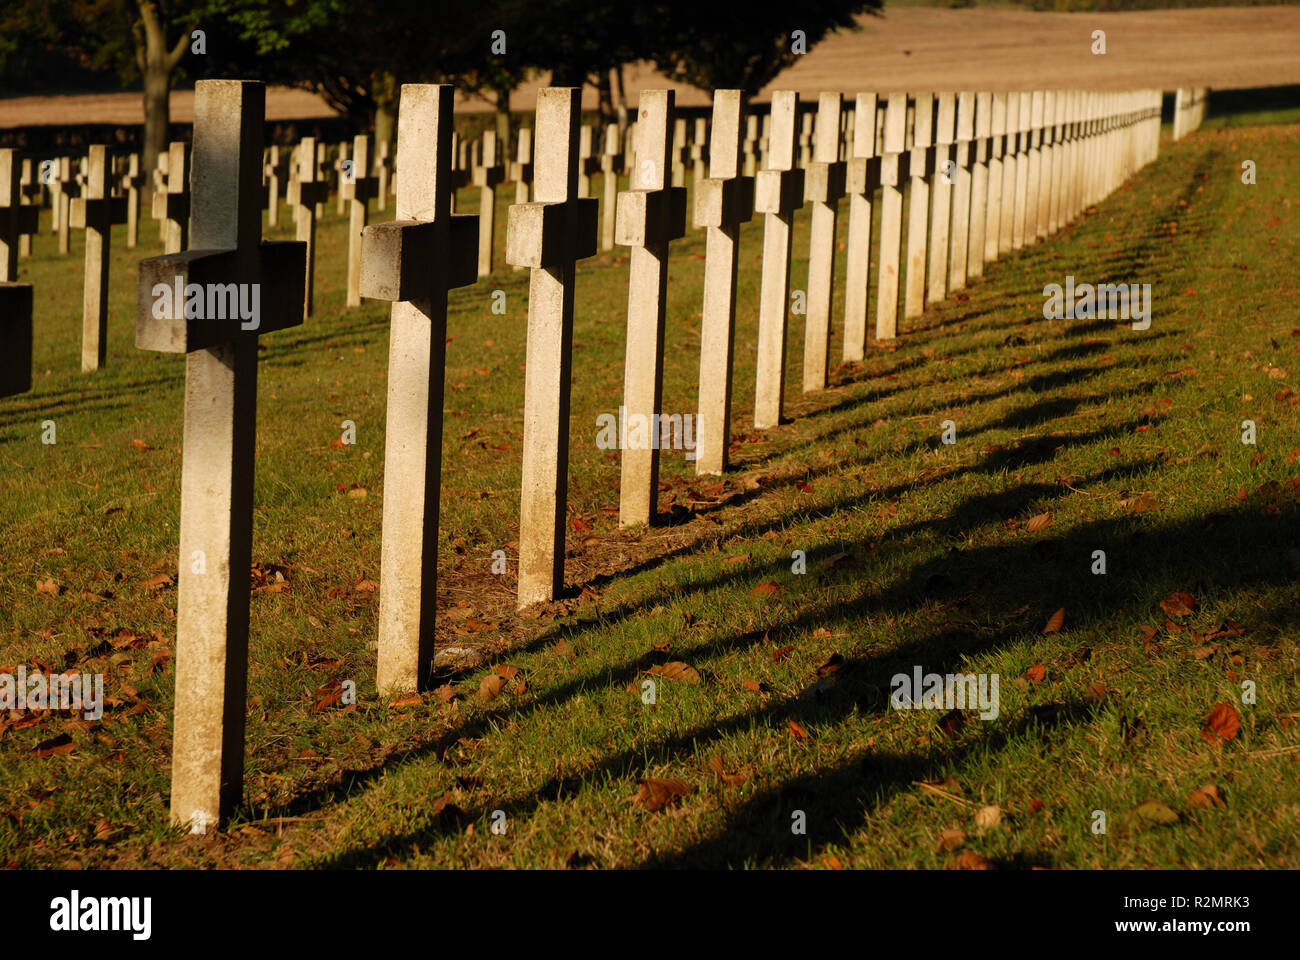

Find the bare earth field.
xmin=3 ymin=5 xmax=1299 ymax=128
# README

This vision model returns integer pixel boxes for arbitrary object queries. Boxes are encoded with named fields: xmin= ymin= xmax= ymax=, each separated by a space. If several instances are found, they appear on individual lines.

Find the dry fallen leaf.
xmin=633 ymin=777 xmax=692 ymax=812
xmin=35 ymin=578 xmax=61 ymax=596
xmin=1026 ymin=664 xmax=1047 ymax=683
xmin=1042 ymin=608 xmax=1066 ymax=634
xmin=1160 ymin=591 xmax=1197 ymax=618
xmin=478 ymin=674 xmax=506 ymax=702
xmin=936 ymin=828 xmax=967 ymax=853
xmin=1026 ymin=512 xmax=1053 ymax=533
xmin=32 ymin=733 xmax=76 ymax=757
xmin=1130 ymin=799 xmax=1180 ymax=829
xmin=753 ymin=581 xmax=781 ymax=597
xmin=388 ymin=693 xmax=422 ymax=710
xmin=1188 ymin=784 xmax=1227 ymax=810
xmin=974 ymin=805 xmax=1002 ymax=830
xmin=953 ymin=849 xmax=992 ymax=870
xmin=787 ymin=719 xmax=811 ymax=740
xmin=645 ymin=661 xmax=701 ymax=684
xmin=1201 ymin=701 xmax=1241 ymax=746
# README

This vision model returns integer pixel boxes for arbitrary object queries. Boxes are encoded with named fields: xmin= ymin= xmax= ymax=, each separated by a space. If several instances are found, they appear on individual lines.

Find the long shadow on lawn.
xmin=313 ymin=491 xmax=1299 ymax=867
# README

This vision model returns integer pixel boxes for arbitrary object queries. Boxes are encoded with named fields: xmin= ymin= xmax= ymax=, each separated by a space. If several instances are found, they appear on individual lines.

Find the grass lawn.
xmin=1 ymin=117 xmax=1297 ymax=869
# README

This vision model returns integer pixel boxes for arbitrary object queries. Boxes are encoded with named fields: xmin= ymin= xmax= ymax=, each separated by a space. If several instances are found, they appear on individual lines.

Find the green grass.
xmin=1 ymin=120 xmax=1298 ymax=869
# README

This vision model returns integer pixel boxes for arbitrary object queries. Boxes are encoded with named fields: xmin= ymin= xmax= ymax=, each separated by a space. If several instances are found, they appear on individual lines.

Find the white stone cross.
xmin=599 ymin=123 xmax=622 ymax=251
xmin=506 ymin=87 xmax=599 ymax=608
xmin=287 ymin=137 xmax=329 ymax=316
xmin=966 ymin=91 xmax=993 ymax=281
xmin=152 ymin=142 xmax=191 ymax=255
xmin=344 ymin=134 xmax=379 ymax=306
xmin=903 ymin=92 xmax=934 ymax=322
xmin=694 ymin=90 xmax=753 ymax=476
xmin=947 ymin=91 xmax=975 ymax=292
xmin=842 ymin=92 xmax=877 ymax=362
xmin=874 ymin=92 xmax=907 ymax=341
xmin=614 ymin=89 xmax=686 ymax=528
xmin=984 ymin=92 xmax=1007 ymax=265
xmin=801 ymin=92 xmax=847 ymax=394
xmin=69 ymin=146 xmax=127 ymax=371
xmin=263 ymin=144 xmax=289 ymax=229
xmin=135 ymin=79 xmax=307 ymax=830
xmin=0 ymin=150 xmax=39 ymax=282
xmin=472 ymin=131 xmax=504 ymax=277
xmin=359 ymin=83 xmax=479 ymax=693
xmin=753 ymin=91 xmax=803 ymax=430
xmin=927 ymin=92 xmax=955 ymax=304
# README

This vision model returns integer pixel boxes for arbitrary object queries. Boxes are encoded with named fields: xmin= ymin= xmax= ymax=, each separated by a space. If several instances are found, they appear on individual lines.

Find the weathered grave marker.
xmin=948 ymin=91 xmax=975 ymax=292
xmin=264 ymin=145 xmax=289 ymax=228
xmin=1024 ymin=91 xmax=1045 ymax=246
xmin=753 ymin=91 xmax=803 ymax=429
xmin=287 ymin=137 xmax=329 ymax=317
xmin=842 ymin=92 xmax=877 ymax=362
xmin=506 ymin=87 xmax=598 ymax=607
xmin=984 ymin=92 xmax=1007 ymax=265
xmin=694 ymin=90 xmax=753 ymax=476
xmin=344 ymin=134 xmax=379 ymax=306
xmin=1 ymin=150 xmax=39 ymax=282
xmin=374 ymin=139 xmax=391 ymax=212
xmin=153 ymin=142 xmax=191 ymax=255
xmin=903 ymin=93 xmax=934 ymax=321
xmin=599 ymin=124 xmax=622 ymax=251
xmin=333 ymin=140 xmax=350 ymax=216
xmin=874 ymin=93 xmax=907 ymax=342
xmin=967 ymin=91 xmax=992 ymax=280
xmin=511 ymin=127 xmax=533 ymax=205
xmin=135 ymin=79 xmax=306 ymax=830
xmin=54 ymin=157 xmax=78 ymax=256
xmin=69 ymin=145 xmax=127 ymax=372
xmin=117 ymin=153 xmax=144 ymax=248
xmin=801 ymin=92 xmax=846 ymax=393
xmin=615 ymin=90 xmax=686 ymax=528
xmin=1012 ymin=93 xmax=1033 ymax=250
xmin=927 ymin=93 xmax=954 ymax=304
xmin=472 ymin=131 xmax=504 ymax=277
xmin=359 ymin=83 xmax=478 ymax=693
xmin=18 ymin=158 xmax=40 ymax=259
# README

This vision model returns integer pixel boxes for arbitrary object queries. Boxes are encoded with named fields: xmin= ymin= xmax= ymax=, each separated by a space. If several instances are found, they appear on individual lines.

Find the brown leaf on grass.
xmin=821 ymin=854 xmax=843 ymax=870
xmin=496 ymin=664 xmax=521 ymax=680
xmin=552 ymin=639 xmax=574 ymax=657
xmin=464 ymin=618 xmax=493 ymax=634
xmin=147 ymin=649 xmax=172 ymax=675
xmin=346 ymin=487 xmax=367 ymax=499
xmin=1188 ymin=784 xmax=1227 ymax=810
xmin=354 ymin=579 xmax=379 ymax=593
xmin=1042 ymin=608 xmax=1066 ymax=634
xmin=1084 ymin=681 xmax=1109 ymax=702
xmin=313 ymin=681 xmax=344 ymax=712
xmin=131 ymin=438 xmax=150 ymax=451
xmin=974 ymin=805 xmax=1003 ymax=830
xmin=389 ymin=693 xmax=421 ymax=710
xmin=1191 ymin=645 xmax=1217 ymax=660
xmin=32 ymin=733 xmax=75 ymax=757
xmin=821 ymin=552 xmax=856 ymax=570
xmin=1130 ymin=800 xmax=1180 ymax=828
xmin=1137 ymin=624 xmax=1159 ymax=641
xmin=1201 ymin=701 xmax=1241 ymax=746
xmin=1160 ymin=592 xmax=1197 ymax=618
xmin=1120 ymin=493 xmax=1160 ymax=514
xmin=936 ymin=828 xmax=966 ymax=853
xmin=772 ymin=644 xmax=794 ymax=662
xmin=741 ymin=679 xmax=768 ymax=693
xmin=753 ymin=581 xmax=781 ymax=597
xmin=787 ymin=719 xmax=811 ymax=740
xmin=939 ymin=709 xmax=965 ymax=739
xmin=953 ymin=850 xmax=992 ymax=870
xmin=817 ymin=653 xmax=845 ymax=677
xmin=706 ymin=755 xmax=750 ymax=789
xmin=633 ymin=778 xmax=692 ymax=812
xmin=645 ymin=661 xmax=701 ymax=684
xmin=795 ymin=481 xmax=813 ymax=494
xmin=478 ymin=674 xmax=506 ymax=702
xmin=1026 ymin=512 xmax=1053 ymax=533
xmin=1026 ymin=664 xmax=1047 ymax=683
xmin=434 ymin=684 xmax=459 ymax=704
xmin=570 ymin=517 xmax=593 ymax=533
xmin=723 ymin=553 xmax=751 ymax=565
xmin=35 ymin=578 xmax=62 ymax=596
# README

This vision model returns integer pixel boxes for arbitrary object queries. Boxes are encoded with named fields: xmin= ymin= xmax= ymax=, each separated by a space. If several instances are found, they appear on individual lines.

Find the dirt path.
xmin=3 ymin=5 xmax=1298 ymax=128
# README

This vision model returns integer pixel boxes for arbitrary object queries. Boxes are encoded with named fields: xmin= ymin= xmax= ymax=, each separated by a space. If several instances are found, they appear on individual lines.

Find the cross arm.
xmin=694 ymin=175 xmax=754 ymax=228
xmin=69 ymin=195 xmax=128 ymax=229
xmin=804 ymin=160 xmax=847 ymax=204
xmin=754 ymin=167 xmax=805 ymax=216
xmin=359 ymin=215 xmax=478 ymax=302
xmin=505 ymin=198 xmax=598 ymax=268
xmin=137 ymin=241 xmax=306 ymax=353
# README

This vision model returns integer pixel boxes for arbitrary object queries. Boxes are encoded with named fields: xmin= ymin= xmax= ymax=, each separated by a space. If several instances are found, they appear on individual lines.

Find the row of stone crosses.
xmin=0 ymin=80 xmax=1166 ymax=830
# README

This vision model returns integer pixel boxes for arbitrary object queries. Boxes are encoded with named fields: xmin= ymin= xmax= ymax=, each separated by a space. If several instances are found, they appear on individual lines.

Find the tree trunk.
xmin=609 ymin=65 xmax=628 ymax=140
xmin=493 ymin=86 xmax=511 ymax=158
xmin=142 ymin=65 xmax=170 ymax=191
xmin=136 ymin=1 xmax=188 ymax=203
xmin=596 ymin=70 xmax=613 ymax=127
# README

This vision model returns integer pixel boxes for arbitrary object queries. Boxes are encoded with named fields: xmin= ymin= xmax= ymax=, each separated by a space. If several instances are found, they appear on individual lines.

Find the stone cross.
xmin=69 ymin=146 xmax=127 ymax=372
xmin=152 ymin=150 xmax=169 ymax=240
xmin=472 ymin=131 xmax=504 ymax=277
xmin=511 ymin=127 xmax=533 ymax=205
xmin=842 ymin=93 xmax=877 ymax=363
xmin=690 ymin=116 xmax=708 ymax=187
xmin=374 ymin=139 xmax=391 ymax=212
xmin=1044 ymin=90 xmax=1065 ymax=237
xmin=927 ymin=93 xmax=955 ymax=304
xmin=947 ymin=91 xmax=975 ymax=292
xmin=117 ymin=153 xmax=144 ymax=249
xmin=1024 ymin=90 xmax=1045 ymax=247
xmin=694 ymin=90 xmax=753 ymax=477
xmin=599 ymin=124 xmax=622 ymax=251
xmin=752 ymin=91 xmax=803 ymax=430
xmin=874 ymin=93 xmax=907 ymax=342
xmin=798 ymin=111 xmax=814 ymax=168
xmin=903 ymin=93 xmax=934 ymax=321
xmin=505 ymin=87 xmax=598 ymax=608
xmin=0 ymin=282 xmax=33 ymax=398
xmin=333 ymin=140 xmax=350 ymax=215
xmin=263 ymin=145 xmax=289 ymax=228
xmin=966 ymin=92 xmax=992 ymax=281
xmin=18 ymin=158 xmax=40 ymax=259
xmin=287 ymin=137 xmax=329 ymax=316
xmin=577 ymin=126 xmax=600 ymax=198
xmin=153 ymin=142 xmax=191 ymax=255
xmin=343 ymin=134 xmax=379 ymax=306
xmin=671 ymin=117 xmax=688 ymax=187
xmin=359 ymin=83 xmax=478 ymax=694
xmin=614 ymin=90 xmax=686 ymax=528
xmin=801 ymin=92 xmax=846 ymax=394
xmin=1011 ymin=92 xmax=1033 ymax=250
xmin=53 ymin=157 xmax=78 ymax=256
xmin=984 ymin=93 xmax=1007 ymax=265
xmin=742 ymin=114 xmax=759 ymax=177
xmin=1 ymin=150 xmax=40 ymax=282
xmin=136 ymin=79 xmax=306 ymax=830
